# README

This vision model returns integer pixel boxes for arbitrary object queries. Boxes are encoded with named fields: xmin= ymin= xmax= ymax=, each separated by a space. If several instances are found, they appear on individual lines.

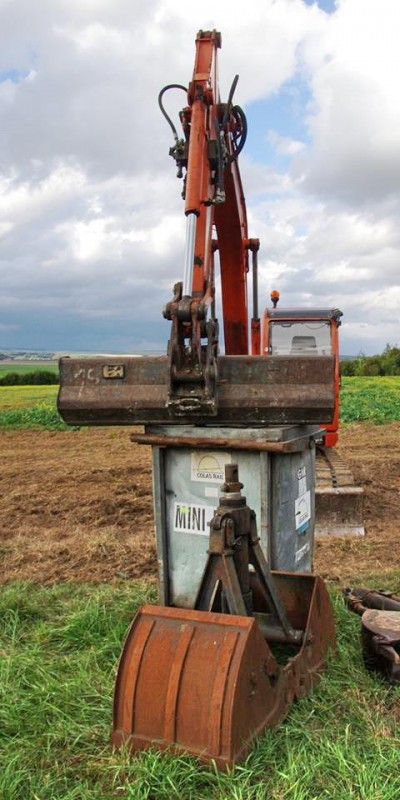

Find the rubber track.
xmin=316 ymin=446 xmax=356 ymax=490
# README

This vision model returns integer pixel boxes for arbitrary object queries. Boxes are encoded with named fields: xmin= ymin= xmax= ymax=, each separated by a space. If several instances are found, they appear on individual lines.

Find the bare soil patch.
xmin=1 ymin=423 xmax=399 ymax=586
xmin=1 ymin=428 xmax=155 ymax=584
xmin=316 ymin=421 xmax=400 ymax=584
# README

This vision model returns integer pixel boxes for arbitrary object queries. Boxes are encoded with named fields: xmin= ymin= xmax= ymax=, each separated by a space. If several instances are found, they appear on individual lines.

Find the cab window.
xmin=268 ymin=321 xmax=331 ymax=355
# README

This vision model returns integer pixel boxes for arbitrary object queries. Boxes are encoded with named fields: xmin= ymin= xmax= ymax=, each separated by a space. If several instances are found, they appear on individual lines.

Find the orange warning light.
xmin=270 ymin=290 xmax=280 ymax=308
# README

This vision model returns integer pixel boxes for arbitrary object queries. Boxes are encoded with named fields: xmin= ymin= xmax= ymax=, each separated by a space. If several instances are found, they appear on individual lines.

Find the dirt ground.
xmin=1 ymin=423 xmax=400 ymax=586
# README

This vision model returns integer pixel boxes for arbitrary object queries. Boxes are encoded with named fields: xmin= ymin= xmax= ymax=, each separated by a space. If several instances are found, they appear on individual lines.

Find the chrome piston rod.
xmin=182 ymin=212 xmax=197 ymax=297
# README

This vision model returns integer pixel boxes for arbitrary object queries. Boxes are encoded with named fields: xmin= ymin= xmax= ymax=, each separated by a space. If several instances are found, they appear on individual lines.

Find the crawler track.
xmin=315 ymin=447 xmax=365 ymax=538
xmin=316 ymin=447 xmax=357 ymax=490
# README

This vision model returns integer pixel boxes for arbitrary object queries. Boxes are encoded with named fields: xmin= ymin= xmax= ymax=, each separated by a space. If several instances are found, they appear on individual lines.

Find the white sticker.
xmin=298 ymin=476 xmax=307 ymax=496
xmin=295 ymin=490 xmax=311 ymax=531
xmin=205 ymin=486 xmax=219 ymax=498
xmin=173 ymin=502 xmax=215 ymax=535
xmin=297 ymin=465 xmax=307 ymax=497
xmin=191 ymin=451 xmax=231 ymax=484
xmin=295 ymin=541 xmax=310 ymax=563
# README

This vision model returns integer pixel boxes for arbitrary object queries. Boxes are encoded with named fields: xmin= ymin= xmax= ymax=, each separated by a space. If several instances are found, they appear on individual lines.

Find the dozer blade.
xmin=58 ymin=354 xmax=335 ymax=427
xmin=315 ymin=447 xmax=365 ymax=537
xmin=112 ymin=575 xmax=335 ymax=768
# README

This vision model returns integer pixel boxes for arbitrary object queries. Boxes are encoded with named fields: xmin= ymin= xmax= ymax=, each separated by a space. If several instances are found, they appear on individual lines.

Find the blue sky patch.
xmin=303 ymin=0 xmax=337 ymax=14
xmin=245 ymin=77 xmax=312 ymax=166
xmin=0 ymin=68 xmax=29 ymax=84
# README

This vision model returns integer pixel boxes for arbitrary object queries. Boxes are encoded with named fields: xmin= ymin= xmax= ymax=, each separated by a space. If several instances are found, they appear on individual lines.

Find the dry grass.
xmin=0 ymin=428 xmax=156 ymax=584
xmin=1 ymin=423 xmax=400 ymax=586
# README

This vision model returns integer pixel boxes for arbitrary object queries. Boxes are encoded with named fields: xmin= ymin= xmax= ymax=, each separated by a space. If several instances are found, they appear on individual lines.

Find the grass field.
xmin=2 ymin=378 xmax=399 ymax=798
xmin=0 ymin=385 xmax=65 ymax=429
xmin=1 ymin=580 xmax=399 ymax=800
xmin=0 ymin=376 xmax=399 ymax=429
xmin=0 ymin=362 xmax=59 ymax=377
xmin=0 ymin=385 xmax=58 ymax=410
xmin=340 ymin=376 xmax=400 ymax=424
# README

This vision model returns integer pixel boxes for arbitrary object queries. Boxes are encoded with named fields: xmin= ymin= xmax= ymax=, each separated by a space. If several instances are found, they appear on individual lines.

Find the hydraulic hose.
xmin=227 ymin=105 xmax=247 ymax=163
xmin=222 ymin=74 xmax=239 ymax=129
xmin=158 ymin=84 xmax=187 ymax=142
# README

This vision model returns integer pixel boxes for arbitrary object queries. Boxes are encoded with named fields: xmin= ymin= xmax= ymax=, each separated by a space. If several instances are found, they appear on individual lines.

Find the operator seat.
xmin=290 ymin=335 xmax=318 ymax=354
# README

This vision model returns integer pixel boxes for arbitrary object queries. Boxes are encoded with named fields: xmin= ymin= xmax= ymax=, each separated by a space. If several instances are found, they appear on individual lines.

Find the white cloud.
xmin=0 ymin=0 xmax=399 ymax=354
xmin=299 ymin=0 xmax=400 ymax=204
xmin=267 ymin=130 xmax=306 ymax=157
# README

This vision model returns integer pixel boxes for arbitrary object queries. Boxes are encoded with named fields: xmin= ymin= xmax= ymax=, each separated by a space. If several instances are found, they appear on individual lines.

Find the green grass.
xmin=0 ymin=376 xmax=399 ymax=430
xmin=0 ymin=385 xmax=58 ymax=410
xmin=0 ymin=362 xmax=59 ymax=377
xmin=1 ymin=580 xmax=399 ymax=800
xmin=341 ymin=376 xmax=400 ymax=424
xmin=0 ymin=386 xmax=68 ymax=429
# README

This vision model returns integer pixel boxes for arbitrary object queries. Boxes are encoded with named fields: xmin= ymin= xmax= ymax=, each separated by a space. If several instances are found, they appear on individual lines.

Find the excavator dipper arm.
xmin=162 ymin=29 xmax=257 ymax=414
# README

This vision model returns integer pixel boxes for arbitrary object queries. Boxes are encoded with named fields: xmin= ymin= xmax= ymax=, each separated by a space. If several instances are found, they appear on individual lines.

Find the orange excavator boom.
xmin=162 ymin=29 xmax=259 ymax=407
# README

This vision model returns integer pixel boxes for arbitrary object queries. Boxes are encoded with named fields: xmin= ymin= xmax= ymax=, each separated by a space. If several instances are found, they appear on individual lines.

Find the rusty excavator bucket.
xmin=58 ymin=354 xmax=336 ymax=428
xmin=112 ymin=465 xmax=335 ymax=768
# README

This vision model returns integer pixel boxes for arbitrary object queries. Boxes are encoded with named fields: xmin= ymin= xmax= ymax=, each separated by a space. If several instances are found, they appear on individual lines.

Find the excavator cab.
xmin=262 ymin=306 xmax=364 ymax=537
xmin=262 ymin=307 xmax=343 ymax=447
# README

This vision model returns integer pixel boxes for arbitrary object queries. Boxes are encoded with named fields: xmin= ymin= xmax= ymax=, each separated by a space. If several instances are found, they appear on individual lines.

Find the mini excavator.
xmin=58 ymin=30 xmax=338 ymax=767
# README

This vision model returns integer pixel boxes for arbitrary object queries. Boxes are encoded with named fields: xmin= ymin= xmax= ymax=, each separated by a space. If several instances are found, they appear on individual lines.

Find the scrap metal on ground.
xmin=344 ymin=587 xmax=400 ymax=683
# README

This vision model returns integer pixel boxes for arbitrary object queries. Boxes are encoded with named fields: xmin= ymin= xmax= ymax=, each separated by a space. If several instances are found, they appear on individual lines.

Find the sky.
xmin=0 ymin=0 xmax=399 ymax=356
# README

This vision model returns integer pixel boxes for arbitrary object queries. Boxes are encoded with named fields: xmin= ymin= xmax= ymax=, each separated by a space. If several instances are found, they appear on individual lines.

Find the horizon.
xmin=0 ymin=346 xmax=390 ymax=360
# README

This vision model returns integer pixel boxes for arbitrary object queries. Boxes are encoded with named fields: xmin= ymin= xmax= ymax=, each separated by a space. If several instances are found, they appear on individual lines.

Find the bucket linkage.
xmin=113 ymin=464 xmax=336 ymax=768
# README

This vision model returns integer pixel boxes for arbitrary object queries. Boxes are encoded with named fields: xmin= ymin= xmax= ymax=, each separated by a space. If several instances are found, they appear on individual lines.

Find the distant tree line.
xmin=0 ymin=370 xmax=59 ymax=386
xmin=341 ymin=344 xmax=400 ymax=376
